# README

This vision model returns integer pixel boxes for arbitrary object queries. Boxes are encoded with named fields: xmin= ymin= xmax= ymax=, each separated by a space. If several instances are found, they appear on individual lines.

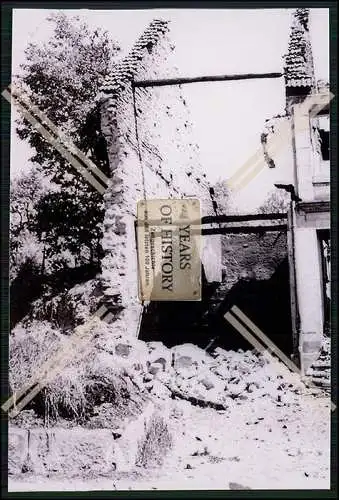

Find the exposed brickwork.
xmin=221 ymin=233 xmax=287 ymax=289
xmin=97 ymin=19 xmax=217 ymax=334
xmin=283 ymin=8 xmax=315 ymax=91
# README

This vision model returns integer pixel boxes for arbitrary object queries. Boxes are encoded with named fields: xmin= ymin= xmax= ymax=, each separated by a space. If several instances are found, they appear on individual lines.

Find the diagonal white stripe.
xmin=2 ymin=306 xmax=109 ymax=414
xmin=224 ymin=310 xmax=267 ymax=354
xmin=231 ymin=305 xmax=301 ymax=375
xmin=226 ymin=91 xmax=334 ymax=193
xmin=3 ymin=88 xmax=106 ymax=194
xmin=9 ymin=84 xmax=110 ymax=186
xmin=229 ymin=305 xmax=336 ymax=411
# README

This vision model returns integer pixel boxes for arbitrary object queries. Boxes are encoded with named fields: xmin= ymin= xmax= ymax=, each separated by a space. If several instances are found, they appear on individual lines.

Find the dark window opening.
xmin=318 ymin=229 xmax=330 ymax=335
xmin=319 ymin=129 xmax=330 ymax=161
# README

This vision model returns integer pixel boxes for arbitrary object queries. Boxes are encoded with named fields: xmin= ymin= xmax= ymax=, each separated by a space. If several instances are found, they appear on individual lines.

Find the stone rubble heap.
xmin=107 ymin=334 xmax=310 ymax=411
xmin=306 ymin=336 xmax=331 ymax=391
xmin=9 ymin=328 xmax=330 ymax=479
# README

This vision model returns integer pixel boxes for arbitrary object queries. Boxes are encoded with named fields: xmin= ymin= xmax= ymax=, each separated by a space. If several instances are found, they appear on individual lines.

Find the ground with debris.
xmin=8 ymin=333 xmax=331 ymax=491
xmin=9 ymin=394 xmax=331 ymax=491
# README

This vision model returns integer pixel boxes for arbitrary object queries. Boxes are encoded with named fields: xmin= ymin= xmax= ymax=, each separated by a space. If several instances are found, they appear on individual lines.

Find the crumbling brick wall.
xmin=97 ymin=19 xmax=218 ymax=335
xmin=221 ymin=232 xmax=287 ymax=287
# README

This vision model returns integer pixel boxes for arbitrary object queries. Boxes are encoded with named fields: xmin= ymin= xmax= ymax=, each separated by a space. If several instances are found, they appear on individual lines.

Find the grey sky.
xmin=10 ymin=8 xmax=329 ymax=211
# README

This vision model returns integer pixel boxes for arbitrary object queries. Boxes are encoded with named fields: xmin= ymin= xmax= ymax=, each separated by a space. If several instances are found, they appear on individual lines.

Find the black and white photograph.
xmin=4 ymin=5 xmax=333 ymax=492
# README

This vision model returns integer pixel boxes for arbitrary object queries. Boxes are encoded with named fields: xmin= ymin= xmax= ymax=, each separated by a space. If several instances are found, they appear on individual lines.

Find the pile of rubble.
xmin=108 ymin=335 xmax=308 ymax=411
xmin=306 ymin=336 xmax=331 ymax=391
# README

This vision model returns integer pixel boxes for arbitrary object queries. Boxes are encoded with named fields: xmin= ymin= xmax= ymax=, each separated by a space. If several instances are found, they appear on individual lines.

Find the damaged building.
xmin=97 ymin=8 xmax=330 ymax=376
xmin=97 ymin=19 xmax=222 ymax=345
xmin=263 ymin=8 xmax=331 ymax=375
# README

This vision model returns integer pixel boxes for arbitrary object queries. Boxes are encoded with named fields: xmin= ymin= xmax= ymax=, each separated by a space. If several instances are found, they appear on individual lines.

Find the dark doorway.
xmin=318 ymin=229 xmax=330 ymax=336
xmin=138 ymin=266 xmax=219 ymax=348
xmin=139 ymin=257 xmax=293 ymax=355
xmin=207 ymin=258 xmax=293 ymax=354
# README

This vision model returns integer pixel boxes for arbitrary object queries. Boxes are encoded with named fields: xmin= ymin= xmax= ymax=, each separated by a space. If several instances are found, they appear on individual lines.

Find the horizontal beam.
xmin=297 ymin=201 xmax=330 ymax=213
xmin=201 ymin=213 xmax=287 ymax=224
xmin=133 ymin=72 xmax=283 ymax=88
xmin=202 ymin=224 xmax=287 ymax=235
xmin=135 ymin=214 xmax=287 ymax=229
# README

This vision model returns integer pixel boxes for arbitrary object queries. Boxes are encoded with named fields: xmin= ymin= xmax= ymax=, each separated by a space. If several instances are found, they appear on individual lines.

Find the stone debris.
xmin=9 ymin=327 xmax=330 ymax=483
xmin=109 ymin=335 xmax=317 ymax=410
xmin=9 ymin=328 xmax=331 ymax=487
xmin=306 ymin=336 xmax=331 ymax=391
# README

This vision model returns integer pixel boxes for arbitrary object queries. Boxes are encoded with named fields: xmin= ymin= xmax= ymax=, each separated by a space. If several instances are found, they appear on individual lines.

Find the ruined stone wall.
xmin=97 ymin=20 xmax=218 ymax=335
xmin=222 ymin=233 xmax=288 ymax=289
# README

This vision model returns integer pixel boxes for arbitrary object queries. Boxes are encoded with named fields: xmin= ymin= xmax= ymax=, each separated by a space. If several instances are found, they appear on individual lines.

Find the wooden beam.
xmin=201 ymin=213 xmax=287 ymax=224
xmin=202 ymin=224 xmax=287 ymax=235
xmin=133 ymin=72 xmax=283 ymax=88
xmin=135 ymin=213 xmax=287 ymax=230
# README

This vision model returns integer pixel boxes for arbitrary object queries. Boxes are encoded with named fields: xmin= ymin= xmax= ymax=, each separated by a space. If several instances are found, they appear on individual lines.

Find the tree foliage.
xmin=10 ymin=168 xmax=45 ymax=280
xmin=13 ymin=12 xmax=120 ymax=273
xmin=16 ymin=11 xmax=119 ymax=177
xmin=258 ymin=189 xmax=289 ymax=214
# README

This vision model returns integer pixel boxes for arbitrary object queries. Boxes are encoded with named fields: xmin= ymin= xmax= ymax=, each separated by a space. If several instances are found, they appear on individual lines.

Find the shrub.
xmin=9 ymin=320 xmax=62 ymax=392
xmin=136 ymin=414 xmax=173 ymax=468
xmin=9 ymin=321 xmax=92 ymax=421
xmin=9 ymin=321 xmax=146 ymax=424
